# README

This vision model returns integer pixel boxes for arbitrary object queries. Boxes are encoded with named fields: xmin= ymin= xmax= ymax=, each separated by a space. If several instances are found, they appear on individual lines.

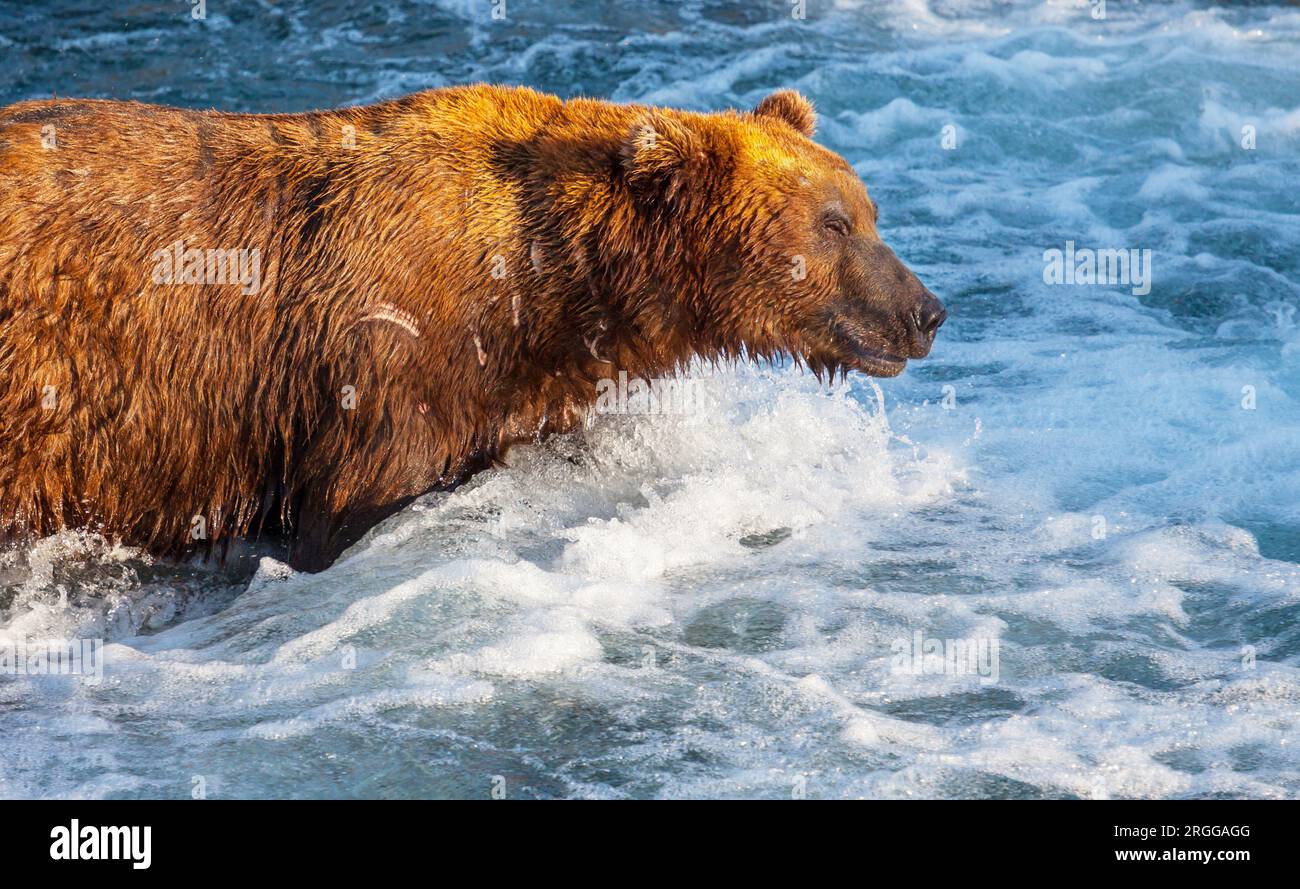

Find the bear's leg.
xmin=281 ymin=401 xmax=455 ymax=572
xmin=286 ymin=487 xmax=420 ymax=573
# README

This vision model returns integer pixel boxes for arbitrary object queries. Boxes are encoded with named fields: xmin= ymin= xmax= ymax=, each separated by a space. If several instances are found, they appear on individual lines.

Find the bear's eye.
xmin=822 ymin=212 xmax=852 ymax=238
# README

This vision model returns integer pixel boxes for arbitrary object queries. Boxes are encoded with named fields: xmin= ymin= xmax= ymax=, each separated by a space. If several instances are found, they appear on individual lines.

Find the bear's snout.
xmin=822 ymin=244 xmax=946 ymax=377
xmin=904 ymin=287 xmax=946 ymax=359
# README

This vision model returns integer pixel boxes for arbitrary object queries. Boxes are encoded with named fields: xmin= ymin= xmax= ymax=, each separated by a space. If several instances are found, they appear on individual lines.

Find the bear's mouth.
xmin=829 ymin=319 xmax=908 ymax=378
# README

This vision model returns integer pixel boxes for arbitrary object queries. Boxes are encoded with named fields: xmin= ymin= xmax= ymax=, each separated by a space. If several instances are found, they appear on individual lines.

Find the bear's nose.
xmin=919 ymin=294 xmax=946 ymax=338
xmin=905 ymin=290 xmax=946 ymax=357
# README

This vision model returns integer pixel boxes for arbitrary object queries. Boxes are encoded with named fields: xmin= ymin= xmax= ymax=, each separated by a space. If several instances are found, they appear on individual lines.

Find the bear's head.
xmin=621 ymin=90 xmax=945 ymax=378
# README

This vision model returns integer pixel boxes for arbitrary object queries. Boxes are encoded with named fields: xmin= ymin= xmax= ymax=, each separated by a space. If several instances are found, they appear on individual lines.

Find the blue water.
xmin=1 ymin=0 xmax=1298 ymax=799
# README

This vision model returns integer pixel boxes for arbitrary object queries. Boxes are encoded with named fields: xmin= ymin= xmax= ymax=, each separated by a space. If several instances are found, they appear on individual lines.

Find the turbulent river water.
xmin=1 ymin=0 xmax=1298 ymax=798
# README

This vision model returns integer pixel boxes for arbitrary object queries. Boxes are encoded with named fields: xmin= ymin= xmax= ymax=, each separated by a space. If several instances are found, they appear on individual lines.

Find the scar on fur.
xmin=530 ymin=241 xmax=544 ymax=274
xmin=584 ymin=317 xmax=611 ymax=362
xmin=357 ymin=302 xmax=421 ymax=338
xmin=511 ymin=292 xmax=521 ymax=327
xmin=584 ymin=336 xmax=608 ymax=362
xmin=474 ymin=335 xmax=487 ymax=367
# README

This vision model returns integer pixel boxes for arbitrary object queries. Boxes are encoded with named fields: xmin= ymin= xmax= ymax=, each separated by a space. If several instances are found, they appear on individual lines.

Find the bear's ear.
xmin=753 ymin=90 xmax=816 ymax=137
xmin=621 ymin=111 xmax=704 ymax=199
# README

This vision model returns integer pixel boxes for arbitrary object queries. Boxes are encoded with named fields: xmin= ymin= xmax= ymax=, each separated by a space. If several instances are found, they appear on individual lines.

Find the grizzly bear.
xmin=0 ymin=85 xmax=945 ymax=572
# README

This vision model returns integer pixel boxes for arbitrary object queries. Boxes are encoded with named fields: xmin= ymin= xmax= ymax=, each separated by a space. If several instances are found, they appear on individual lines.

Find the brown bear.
xmin=0 ymin=85 xmax=945 ymax=572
